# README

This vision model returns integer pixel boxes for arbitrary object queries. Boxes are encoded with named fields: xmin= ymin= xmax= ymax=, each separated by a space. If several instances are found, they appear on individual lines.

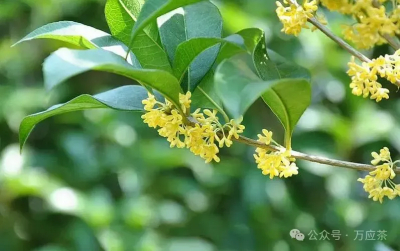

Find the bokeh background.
xmin=1 ymin=0 xmax=400 ymax=250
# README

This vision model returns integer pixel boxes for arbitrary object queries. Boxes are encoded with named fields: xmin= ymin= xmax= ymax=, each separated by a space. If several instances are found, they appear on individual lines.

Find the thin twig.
xmin=235 ymin=135 xmax=400 ymax=174
xmin=306 ymin=10 xmax=400 ymax=87
xmin=307 ymin=17 xmax=371 ymax=62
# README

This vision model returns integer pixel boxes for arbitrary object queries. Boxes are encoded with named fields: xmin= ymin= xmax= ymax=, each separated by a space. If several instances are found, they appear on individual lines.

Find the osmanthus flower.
xmin=253 ymin=129 xmax=299 ymax=179
xmin=358 ymin=147 xmax=400 ymax=203
xmin=275 ymin=0 xmax=318 ymax=36
xmin=347 ymin=49 xmax=400 ymax=101
xmin=141 ymin=92 xmax=246 ymax=163
xmin=320 ymin=0 xmax=353 ymax=14
xmin=321 ymin=0 xmax=398 ymax=49
xmin=342 ymin=5 xmax=397 ymax=49
xmin=347 ymin=57 xmax=389 ymax=102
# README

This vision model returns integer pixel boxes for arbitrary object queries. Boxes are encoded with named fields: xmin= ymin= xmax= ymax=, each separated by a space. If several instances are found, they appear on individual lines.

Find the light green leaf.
xmin=14 ymin=21 xmax=104 ymax=48
xmin=105 ymin=0 xmax=171 ymax=72
xmin=43 ymin=48 xmax=182 ymax=110
xmin=19 ymin=85 xmax=154 ymax=151
xmin=128 ymin=0 xmax=205 ymax=48
xmin=13 ymin=21 xmax=140 ymax=66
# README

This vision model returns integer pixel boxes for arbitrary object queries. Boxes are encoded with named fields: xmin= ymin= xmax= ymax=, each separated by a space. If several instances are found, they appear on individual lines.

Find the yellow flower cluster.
xmin=347 ymin=50 xmax=400 ymax=102
xmin=321 ymin=0 xmax=399 ymax=49
xmin=275 ymin=0 xmax=318 ymax=36
xmin=320 ymin=0 xmax=353 ymax=14
xmin=358 ymin=147 xmax=400 ymax=203
xmin=141 ymin=92 xmax=245 ymax=163
xmin=253 ymin=129 xmax=299 ymax=179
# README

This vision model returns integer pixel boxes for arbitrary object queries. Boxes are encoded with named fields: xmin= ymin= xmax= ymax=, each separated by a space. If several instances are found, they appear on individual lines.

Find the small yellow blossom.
xmin=346 ymin=54 xmax=400 ymax=102
xmin=179 ymin=92 xmax=191 ymax=114
xmin=371 ymin=146 xmax=391 ymax=165
xmin=358 ymin=147 xmax=400 ymax=203
xmin=320 ymin=0 xmax=353 ymax=14
xmin=257 ymin=129 xmax=273 ymax=145
xmin=141 ymin=92 xmax=245 ymax=163
xmin=342 ymin=0 xmax=397 ymax=49
xmin=275 ymin=0 xmax=318 ymax=36
xmin=253 ymin=129 xmax=298 ymax=179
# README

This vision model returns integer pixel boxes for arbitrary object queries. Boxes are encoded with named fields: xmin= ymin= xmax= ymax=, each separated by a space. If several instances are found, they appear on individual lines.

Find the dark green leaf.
xmin=105 ymin=0 xmax=172 ymax=72
xmin=191 ymin=70 xmax=224 ymax=113
xmin=251 ymin=36 xmax=312 ymax=144
xmin=19 ymin=85 xmax=153 ymax=151
xmin=128 ymin=0 xmax=205 ymax=48
xmin=159 ymin=1 xmax=222 ymax=92
xmin=215 ymin=28 xmax=264 ymax=65
xmin=43 ymin=48 xmax=182 ymax=110
xmin=173 ymin=37 xmax=247 ymax=84
xmin=214 ymin=54 xmax=275 ymax=118
xmin=267 ymin=50 xmax=311 ymax=81
xmin=261 ymin=79 xmax=311 ymax=145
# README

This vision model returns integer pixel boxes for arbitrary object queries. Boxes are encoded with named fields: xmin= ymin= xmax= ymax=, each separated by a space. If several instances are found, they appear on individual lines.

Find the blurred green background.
xmin=1 ymin=0 xmax=400 ymax=250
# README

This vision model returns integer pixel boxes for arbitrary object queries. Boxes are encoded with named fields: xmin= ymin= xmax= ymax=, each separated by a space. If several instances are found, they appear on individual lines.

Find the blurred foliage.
xmin=1 ymin=0 xmax=400 ymax=250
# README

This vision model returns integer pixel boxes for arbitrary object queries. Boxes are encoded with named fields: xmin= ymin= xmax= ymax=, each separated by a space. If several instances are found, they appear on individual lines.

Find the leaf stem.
xmin=234 ymin=135 xmax=400 ymax=174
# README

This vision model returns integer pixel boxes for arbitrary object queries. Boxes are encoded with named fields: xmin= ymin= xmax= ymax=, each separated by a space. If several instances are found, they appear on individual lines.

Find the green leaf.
xmin=19 ymin=85 xmax=153 ymax=151
xmin=215 ymin=28 xmax=264 ymax=65
xmin=43 ymin=48 xmax=182 ymax=110
xmin=105 ymin=0 xmax=171 ymax=72
xmin=215 ymin=54 xmax=311 ymax=143
xmin=191 ymin=70 xmax=224 ymax=112
xmin=252 ymin=32 xmax=281 ymax=81
xmin=14 ymin=21 xmax=104 ymax=48
xmin=261 ymin=79 xmax=311 ymax=147
xmin=173 ymin=37 xmax=244 ymax=85
xmin=13 ymin=21 xmax=139 ymax=65
xmin=159 ymin=1 xmax=222 ymax=92
xmin=267 ymin=50 xmax=311 ymax=81
xmin=214 ymin=54 xmax=276 ymax=119
xmin=251 ymin=36 xmax=312 ymax=147
xmin=128 ymin=0 xmax=205 ymax=48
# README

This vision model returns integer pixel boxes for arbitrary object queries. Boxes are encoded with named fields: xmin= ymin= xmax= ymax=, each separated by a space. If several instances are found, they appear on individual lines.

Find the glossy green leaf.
xmin=215 ymin=53 xmax=311 ymax=141
xmin=173 ymin=37 xmax=244 ymax=84
xmin=128 ymin=0 xmax=205 ymax=48
xmin=261 ymin=79 xmax=311 ymax=139
xmin=13 ymin=21 xmax=139 ymax=65
xmin=14 ymin=21 xmax=104 ymax=48
xmin=105 ymin=0 xmax=171 ymax=72
xmin=43 ymin=48 xmax=182 ymax=110
xmin=267 ymin=50 xmax=311 ymax=81
xmin=215 ymin=28 xmax=264 ymax=65
xmin=172 ymin=29 xmax=266 ymax=84
xmin=214 ymin=54 xmax=276 ymax=119
xmin=251 ymin=36 xmax=312 ymax=146
xmin=19 ymin=85 xmax=153 ymax=151
xmin=252 ymin=32 xmax=281 ymax=81
xmin=159 ymin=1 xmax=222 ymax=92
xmin=191 ymin=70 xmax=224 ymax=113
